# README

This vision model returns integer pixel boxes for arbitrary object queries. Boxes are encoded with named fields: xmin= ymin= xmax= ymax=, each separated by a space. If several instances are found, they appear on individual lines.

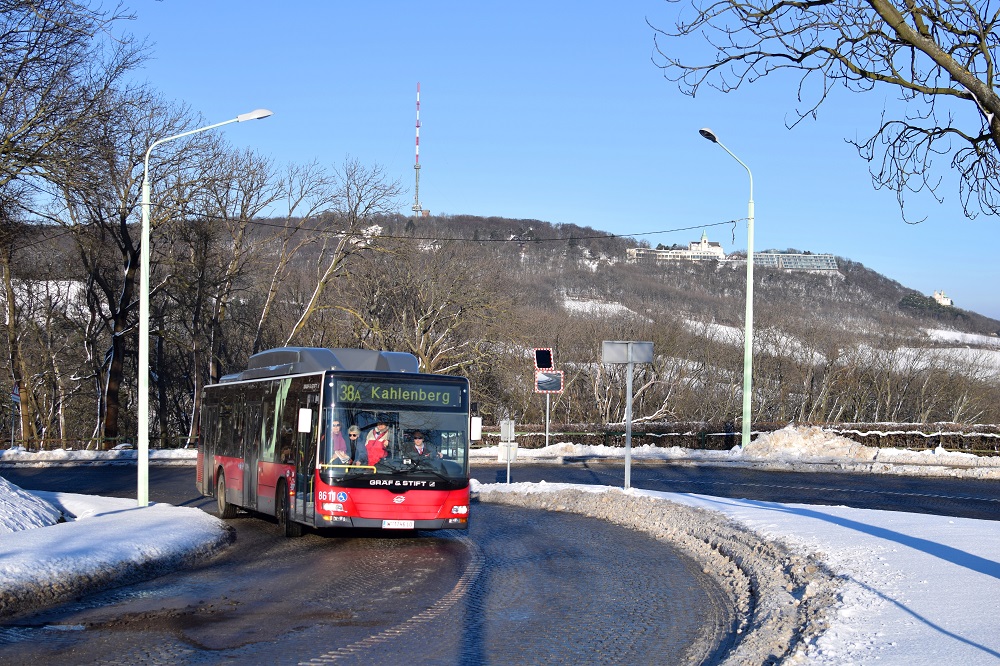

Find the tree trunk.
xmin=0 ymin=245 xmax=39 ymax=445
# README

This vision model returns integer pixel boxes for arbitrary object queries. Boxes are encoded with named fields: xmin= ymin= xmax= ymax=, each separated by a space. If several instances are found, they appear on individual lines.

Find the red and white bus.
xmin=196 ymin=347 xmax=473 ymax=537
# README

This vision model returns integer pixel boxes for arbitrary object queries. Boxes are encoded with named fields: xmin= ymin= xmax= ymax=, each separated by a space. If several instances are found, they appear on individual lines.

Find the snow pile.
xmin=0 ymin=447 xmax=197 ymax=466
xmin=475 ymin=484 xmax=840 ymax=665
xmin=740 ymin=425 xmax=876 ymax=462
xmin=736 ymin=426 xmax=1000 ymax=477
xmin=0 ymin=488 xmax=233 ymax=618
xmin=0 ymin=475 xmax=63 ymax=532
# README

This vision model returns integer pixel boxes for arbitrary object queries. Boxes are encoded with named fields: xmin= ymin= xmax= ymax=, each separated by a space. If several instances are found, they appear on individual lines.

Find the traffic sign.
xmin=533 ymin=348 xmax=553 ymax=369
xmin=10 ymin=383 xmax=19 ymax=404
xmin=534 ymin=370 xmax=564 ymax=393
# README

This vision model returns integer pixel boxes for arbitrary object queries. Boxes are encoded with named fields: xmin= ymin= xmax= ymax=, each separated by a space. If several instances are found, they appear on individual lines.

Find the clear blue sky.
xmin=127 ymin=0 xmax=1000 ymax=321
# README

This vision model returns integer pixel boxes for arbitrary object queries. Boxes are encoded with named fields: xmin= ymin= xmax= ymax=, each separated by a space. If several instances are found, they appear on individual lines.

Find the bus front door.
xmin=293 ymin=405 xmax=319 ymax=523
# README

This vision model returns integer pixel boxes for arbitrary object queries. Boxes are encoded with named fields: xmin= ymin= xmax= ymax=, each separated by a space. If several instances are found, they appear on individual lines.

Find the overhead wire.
xmin=11 ymin=196 xmax=744 ymax=251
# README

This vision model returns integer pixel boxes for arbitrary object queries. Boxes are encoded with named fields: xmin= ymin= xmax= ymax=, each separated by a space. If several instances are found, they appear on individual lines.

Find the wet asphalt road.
xmin=478 ymin=460 xmax=1000 ymax=521
xmin=0 ymin=464 xmax=736 ymax=665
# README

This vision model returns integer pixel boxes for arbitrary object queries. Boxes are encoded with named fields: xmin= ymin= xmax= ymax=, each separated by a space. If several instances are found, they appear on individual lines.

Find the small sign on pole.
xmin=602 ymin=341 xmax=654 ymax=490
xmin=533 ymin=348 xmax=553 ymax=369
xmin=498 ymin=419 xmax=517 ymax=483
xmin=532 ymin=347 xmax=560 ymax=449
xmin=534 ymin=370 xmax=564 ymax=393
xmin=11 ymin=382 xmax=20 ymax=404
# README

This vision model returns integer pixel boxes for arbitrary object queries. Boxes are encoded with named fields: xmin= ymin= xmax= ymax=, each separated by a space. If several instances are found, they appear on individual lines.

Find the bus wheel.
xmin=276 ymin=481 xmax=303 ymax=538
xmin=216 ymin=472 xmax=237 ymax=519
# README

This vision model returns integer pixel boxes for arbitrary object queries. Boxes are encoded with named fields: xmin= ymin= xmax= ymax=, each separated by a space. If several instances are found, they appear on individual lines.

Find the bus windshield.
xmin=318 ymin=375 xmax=470 ymax=484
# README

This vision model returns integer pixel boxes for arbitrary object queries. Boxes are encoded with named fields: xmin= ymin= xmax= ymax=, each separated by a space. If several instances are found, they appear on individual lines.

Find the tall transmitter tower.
xmin=412 ymin=83 xmax=427 ymax=217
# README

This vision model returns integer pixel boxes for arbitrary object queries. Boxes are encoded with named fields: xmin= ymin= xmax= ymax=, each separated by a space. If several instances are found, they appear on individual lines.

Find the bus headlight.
xmin=451 ymin=505 xmax=468 ymax=515
xmin=322 ymin=503 xmax=345 ymax=512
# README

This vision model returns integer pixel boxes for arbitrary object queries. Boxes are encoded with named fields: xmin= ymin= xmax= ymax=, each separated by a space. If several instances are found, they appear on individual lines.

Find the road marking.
xmin=302 ymin=534 xmax=484 ymax=663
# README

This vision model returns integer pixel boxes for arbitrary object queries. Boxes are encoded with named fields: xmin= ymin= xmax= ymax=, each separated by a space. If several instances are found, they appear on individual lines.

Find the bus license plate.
xmin=382 ymin=519 xmax=414 ymax=529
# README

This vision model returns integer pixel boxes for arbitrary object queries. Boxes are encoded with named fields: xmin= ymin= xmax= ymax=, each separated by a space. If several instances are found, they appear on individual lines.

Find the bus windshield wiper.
xmin=407 ymin=458 xmax=451 ymax=482
xmin=375 ymin=458 xmax=415 ymax=474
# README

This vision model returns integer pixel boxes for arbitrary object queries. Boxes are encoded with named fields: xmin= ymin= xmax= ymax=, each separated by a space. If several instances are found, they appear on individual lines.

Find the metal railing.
xmin=474 ymin=422 xmax=1000 ymax=457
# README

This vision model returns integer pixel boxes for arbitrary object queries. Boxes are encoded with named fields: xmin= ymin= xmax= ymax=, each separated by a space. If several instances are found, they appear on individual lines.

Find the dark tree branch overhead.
xmin=651 ymin=0 xmax=1000 ymax=219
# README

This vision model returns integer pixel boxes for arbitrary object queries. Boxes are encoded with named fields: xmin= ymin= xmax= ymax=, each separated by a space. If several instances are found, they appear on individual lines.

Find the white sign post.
xmin=602 ymin=341 xmax=654 ymax=490
xmin=534 ymin=370 xmax=563 ymax=447
xmin=498 ymin=419 xmax=517 ymax=483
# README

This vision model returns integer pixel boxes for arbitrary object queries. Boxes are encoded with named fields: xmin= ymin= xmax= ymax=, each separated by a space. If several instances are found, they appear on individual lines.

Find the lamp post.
xmin=138 ymin=109 xmax=272 ymax=507
xmin=699 ymin=127 xmax=754 ymax=447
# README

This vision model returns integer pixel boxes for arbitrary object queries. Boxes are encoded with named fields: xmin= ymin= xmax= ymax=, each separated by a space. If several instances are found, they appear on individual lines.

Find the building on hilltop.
xmin=626 ymin=234 xmax=839 ymax=271
xmin=627 ymin=231 xmax=725 ymax=263
xmin=932 ymin=290 xmax=953 ymax=306
xmin=752 ymin=252 xmax=838 ymax=271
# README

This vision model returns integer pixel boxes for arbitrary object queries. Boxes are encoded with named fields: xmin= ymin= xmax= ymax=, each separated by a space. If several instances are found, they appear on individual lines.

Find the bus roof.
xmin=219 ymin=347 xmax=420 ymax=382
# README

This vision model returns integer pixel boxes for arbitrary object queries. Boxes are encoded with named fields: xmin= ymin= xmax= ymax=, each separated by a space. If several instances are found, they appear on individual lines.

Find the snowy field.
xmin=2 ymin=426 xmax=1000 ymax=663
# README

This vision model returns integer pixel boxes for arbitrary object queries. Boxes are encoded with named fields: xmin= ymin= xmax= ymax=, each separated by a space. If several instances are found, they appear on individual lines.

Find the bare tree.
xmin=652 ymin=0 xmax=1000 ymax=220
xmin=339 ymin=239 xmax=513 ymax=374
xmin=0 ymin=0 xmax=143 ymax=445
xmin=0 ymin=193 xmax=41 ymax=442
xmin=191 ymin=146 xmax=282 ymax=384
xmin=283 ymin=158 xmax=403 ymax=345
xmin=251 ymin=161 xmax=337 ymax=354
xmin=57 ymin=89 xmax=204 ymax=446
xmin=0 ymin=0 xmax=143 ymax=189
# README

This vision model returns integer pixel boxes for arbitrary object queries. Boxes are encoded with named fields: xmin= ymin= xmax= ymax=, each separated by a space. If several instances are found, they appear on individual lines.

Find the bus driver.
xmin=405 ymin=431 xmax=439 ymax=459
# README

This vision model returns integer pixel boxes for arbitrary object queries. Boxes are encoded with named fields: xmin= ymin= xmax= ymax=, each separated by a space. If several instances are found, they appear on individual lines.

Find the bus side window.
xmin=201 ymin=405 xmax=219 ymax=455
xmin=245 ymin=404 xmax=262 ymax=460
xmin=218 ymin=405 xmax=233 ymax=457
xmin=261 ymin=398 xmax=277 ymax=462
xmin=279 ymin=427 xmax=294 ymax=464
xmin=233 ymin=403 xmax=246 ymax=456
xmin=270 ymin=378 xmax=294 ymax=464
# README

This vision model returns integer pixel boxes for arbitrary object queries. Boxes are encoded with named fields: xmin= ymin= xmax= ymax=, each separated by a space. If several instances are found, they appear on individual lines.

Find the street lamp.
xmin=699 ymin=127 xmax=754 ymax=447
xmin=138 ymin=108 xmax=272 ymax=507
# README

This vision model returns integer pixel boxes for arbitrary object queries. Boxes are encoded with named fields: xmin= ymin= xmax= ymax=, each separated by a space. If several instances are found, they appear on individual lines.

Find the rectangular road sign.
xmin=534 ymin=348 xmax=553 ymax=369
xmin=534 ymin=370 xmax=564 ymax=393
xmin=601 ymin=341 xmax=654 ymax=364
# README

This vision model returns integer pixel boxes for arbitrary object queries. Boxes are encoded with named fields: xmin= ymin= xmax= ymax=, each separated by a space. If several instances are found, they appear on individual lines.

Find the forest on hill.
xmin=4 ymin=2 xmax=998 ymax=450
xmin=5 ymin=210 xmax=1000 ymax=449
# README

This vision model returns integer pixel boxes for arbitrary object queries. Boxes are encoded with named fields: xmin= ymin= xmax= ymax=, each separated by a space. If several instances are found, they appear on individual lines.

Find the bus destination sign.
xmin=336 ymin=379 xmax=462 ymax=408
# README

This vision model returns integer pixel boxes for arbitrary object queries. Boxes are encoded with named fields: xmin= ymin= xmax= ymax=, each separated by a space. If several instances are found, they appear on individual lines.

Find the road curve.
xmin=0 ymin=465 xmax=741 ymax=665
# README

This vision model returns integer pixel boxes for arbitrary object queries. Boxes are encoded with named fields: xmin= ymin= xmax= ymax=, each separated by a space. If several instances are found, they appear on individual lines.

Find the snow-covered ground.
xmin=925 ymin=328 xmax=1000 ymax=348
xmin=0 ymin=479 xmax=232 ymax=619
xmin=3 ymin=426 xmax=1000 ymax=664
xmin=560 ymin=294 xmax=645 ymax=320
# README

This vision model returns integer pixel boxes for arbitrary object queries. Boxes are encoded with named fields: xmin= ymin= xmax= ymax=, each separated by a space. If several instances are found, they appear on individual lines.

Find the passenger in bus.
xmin=331 ymin=420 xmax=351 ymax=463
xmin=365 ymin=419 xmax=390 ymax=465
xmin=347 ymin=425 xmax=363 ymax=463
xmin=279 ymin=428 xmax=294 ymax=464
xmin=405 ymin=432 xmax=439 ymax=459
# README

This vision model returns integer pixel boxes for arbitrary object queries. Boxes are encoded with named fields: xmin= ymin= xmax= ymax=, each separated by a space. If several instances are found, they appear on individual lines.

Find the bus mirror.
xmin=297 ymin=408 xmax=312 ymax=433
xmin=470 ymin=416 xmax=482 ymax=441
